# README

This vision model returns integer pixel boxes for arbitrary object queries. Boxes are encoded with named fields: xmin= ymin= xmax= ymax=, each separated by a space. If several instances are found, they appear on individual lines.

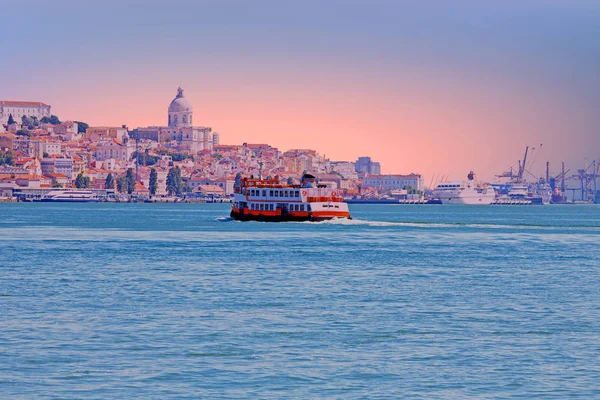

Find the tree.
xmin=125 ymin=168 xmax=136 ymax=194
xmin=116 ymin=176 xmax=127 ymax=193
xmin=0 ymin=150 xmax=14 ymax=166
xmin=105 ymin=173 xmax=115 ymax=190
xmin=52 ymin=182 xmax=63 ymax=188
xmin=40 ymin=116 xmax=50 ymax=124
xmin=166 ymin=166 xmax=182 ymax=196
xmin=7 ymin=114 xmax=15 ymax=125
xmin=21 ymin=115 xmax=32 ymax=127
xmin=74 ymin=121 xmax=89 ymax=134
xmin=5 ymin=150 xmax=14 ymax=166
xmin=149 ymin=168 xmax=158 ymax=196
xmin=49 ymin=115 xmax=61 ymax=125
xmin=43 ymin=152 xmax=49 ymax=158
xmin=75 ymin=172 xmax=90 ymax=188
xmin=287 ymin=177 xmax=294 ymax=185
xmin=16 ymin=129 xmax=31 ymax=137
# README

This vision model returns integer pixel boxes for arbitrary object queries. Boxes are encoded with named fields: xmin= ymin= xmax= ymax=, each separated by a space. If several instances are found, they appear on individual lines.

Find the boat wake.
xmin=215 ymin=216 xmax=235 ymax=222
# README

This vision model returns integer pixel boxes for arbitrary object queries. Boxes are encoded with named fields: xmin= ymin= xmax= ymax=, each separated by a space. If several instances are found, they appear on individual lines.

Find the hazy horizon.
xmin=2 ymin=0 xmax=599 ymax=182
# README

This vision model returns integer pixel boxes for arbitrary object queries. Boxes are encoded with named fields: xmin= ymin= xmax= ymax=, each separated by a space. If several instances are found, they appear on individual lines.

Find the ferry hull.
xmin=230 ymin=210 xmax=350 ymax=222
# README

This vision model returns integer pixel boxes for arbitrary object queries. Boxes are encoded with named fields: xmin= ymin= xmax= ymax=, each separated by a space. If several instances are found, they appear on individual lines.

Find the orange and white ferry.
xmin=231 ymin=173 xmax=351 ymax=222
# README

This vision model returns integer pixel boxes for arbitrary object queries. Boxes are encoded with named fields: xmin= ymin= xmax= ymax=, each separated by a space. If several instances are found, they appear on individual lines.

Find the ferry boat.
xmin=40 ymin=190 xmax=99 ymax=202
xmin=231 ymin=173 xmax=351 ymax=222
xmin=434 ymin=171 xmax=496 ymax=205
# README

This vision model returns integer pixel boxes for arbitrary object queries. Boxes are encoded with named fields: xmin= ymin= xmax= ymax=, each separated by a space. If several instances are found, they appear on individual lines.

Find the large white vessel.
xmin=434 ymin=171 xmax=495 ymax=205
xmin=40 ymin=190 xmax=99 ymax=202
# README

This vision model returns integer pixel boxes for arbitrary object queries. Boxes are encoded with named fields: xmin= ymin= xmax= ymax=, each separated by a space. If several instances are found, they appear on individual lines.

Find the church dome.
xmin=168 ymin=87 xmax=193 ymax=112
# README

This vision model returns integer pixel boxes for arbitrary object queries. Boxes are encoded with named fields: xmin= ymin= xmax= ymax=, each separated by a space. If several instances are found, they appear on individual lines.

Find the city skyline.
xmin=3 ymin=0 xmax=600 ymax=181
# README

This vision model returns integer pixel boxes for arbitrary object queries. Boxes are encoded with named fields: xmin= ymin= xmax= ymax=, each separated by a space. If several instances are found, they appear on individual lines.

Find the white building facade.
xmin=0 ymin=101 xmax=51 ymax=125
xmin=363 ymin=174 xmax=424 ymax=192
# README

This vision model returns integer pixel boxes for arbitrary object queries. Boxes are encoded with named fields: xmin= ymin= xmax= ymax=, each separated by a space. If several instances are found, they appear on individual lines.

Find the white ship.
xmin=40 ymin=190 xmax=99 ymax=202
xmin=434 ymin=171 xmax=495 ymax=205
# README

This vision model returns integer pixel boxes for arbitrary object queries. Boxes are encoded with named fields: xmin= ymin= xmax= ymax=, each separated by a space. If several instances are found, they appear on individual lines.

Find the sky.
xmin=2 ymin=0 xmax=600 ymax=182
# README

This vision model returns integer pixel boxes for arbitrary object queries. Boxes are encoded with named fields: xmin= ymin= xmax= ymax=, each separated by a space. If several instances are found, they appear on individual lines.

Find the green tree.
xmin=30 ymin=116 xmax=40 ymax=127
xmin=116 ymin=176 xmax=127 ymax=193
xmin=105 ymin=173 xmax=115 ymax=190
xmin=40 ymin=116 xmax=50 ymax=124
xmin=75 ymin=172 xmax=90 ymax=188
xmin=16 ymin=129 xmax=31 ymax=137
xmin=287 ymin=177 xmax=294 ymax=185
xmin=149 ymin=168 xmax=158 ymax=196
xmin=49 ymin=115 xmax=61 ymax=125
xmin=43 ymin=152 xmax=49 ymax=158
xmin=52 ymin=182 xmax=63 ymax=188
xmin=126 ymin=168 xmax=136 ymax=194
xmin=74 ymin=121 xmax=89 ymax=133
xmin=7 ymin=114 xmax=15 ymax=125
xmin=166 ymin=166 xmax=182 ymax=195
xmin=21 ymin=115 xmax=32 ymax=128
xmin=5 ymin=150 xmax=15 ymax=166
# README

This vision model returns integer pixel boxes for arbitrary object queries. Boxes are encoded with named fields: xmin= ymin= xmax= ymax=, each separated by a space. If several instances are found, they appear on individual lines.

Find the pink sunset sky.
xmin=3 ymin=0 xmax=599 ymax=182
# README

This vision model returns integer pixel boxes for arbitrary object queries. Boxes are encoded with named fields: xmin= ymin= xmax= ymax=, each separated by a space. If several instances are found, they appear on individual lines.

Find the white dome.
xmin=168 ymin=87 xmax=193 ymax=112
xmin=169 ymin=97 xmax=193 ymax=112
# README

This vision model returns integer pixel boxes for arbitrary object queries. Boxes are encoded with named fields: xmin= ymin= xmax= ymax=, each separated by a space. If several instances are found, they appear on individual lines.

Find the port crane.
xmin=567 ymin=160 xmax=599 ymax=202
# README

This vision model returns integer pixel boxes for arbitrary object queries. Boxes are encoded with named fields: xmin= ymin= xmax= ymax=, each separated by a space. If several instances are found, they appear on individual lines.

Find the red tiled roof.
xmin=1 ymin=101 xmax=50 ymax=107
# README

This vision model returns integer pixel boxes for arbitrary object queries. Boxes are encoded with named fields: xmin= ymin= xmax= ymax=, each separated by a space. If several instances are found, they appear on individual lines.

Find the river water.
xmin=1 ymin=203 xmax=599 ymax=398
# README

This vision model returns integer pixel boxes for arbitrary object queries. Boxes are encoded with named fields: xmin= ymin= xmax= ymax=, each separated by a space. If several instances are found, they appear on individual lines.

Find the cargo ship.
xmin=231 ymin=173 xmax=351 ymax=222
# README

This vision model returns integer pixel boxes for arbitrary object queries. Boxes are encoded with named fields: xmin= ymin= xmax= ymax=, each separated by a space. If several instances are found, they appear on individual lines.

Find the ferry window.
xmin=274 ymin=191 xmax=279 ymax=197
xmin=300 ymin=205 xmax=304 ymax=211
xmin=262 ymin=190 xmax=266 ymax=196
xmin=294 ymin=191 xmax=299 ymax=197
xmin=284 ymin=190 xmax=288 ymax=197
xmin=270 ymin=190 xmax=273 ymax=196
xmin=307 ymin=204 xmax=311 ymax=211
xmin=250 ymin=204 xmax=254 ymax=210
xmin=260 ymin=204 xmax=264 ymax=210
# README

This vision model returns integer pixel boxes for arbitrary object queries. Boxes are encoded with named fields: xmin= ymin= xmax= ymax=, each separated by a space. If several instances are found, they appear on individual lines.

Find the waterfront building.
xmin=95 ymin=139 xmax=135 ymax=162
xmin=363 ymin=173 xmax=424 ymax=192
xmin=41 ymin=157 xmax=75 ymax=179
xmin=355 ymin=156 xmax=381 ymax=175
xmin=0 ymin=101 xmax=51 ymax=125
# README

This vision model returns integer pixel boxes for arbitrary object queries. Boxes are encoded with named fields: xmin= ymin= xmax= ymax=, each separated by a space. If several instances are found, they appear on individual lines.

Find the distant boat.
xmin=434 ymin=171 xmax=496 ymax=205
xmin=40 ymin=190 xmax=99 ymax=203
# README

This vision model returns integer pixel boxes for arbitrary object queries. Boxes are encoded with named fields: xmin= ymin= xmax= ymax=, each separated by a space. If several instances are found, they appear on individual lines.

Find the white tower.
xmin=168 ymin=87 xmax=193 ymax=128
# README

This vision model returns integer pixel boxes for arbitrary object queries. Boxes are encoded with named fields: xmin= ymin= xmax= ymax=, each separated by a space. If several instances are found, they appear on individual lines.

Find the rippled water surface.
xmin=1 ymin=203 xmax=600 ymax=398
